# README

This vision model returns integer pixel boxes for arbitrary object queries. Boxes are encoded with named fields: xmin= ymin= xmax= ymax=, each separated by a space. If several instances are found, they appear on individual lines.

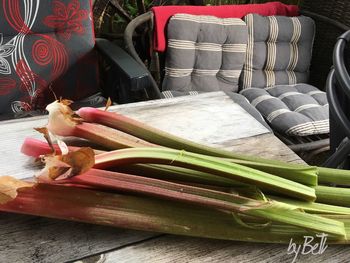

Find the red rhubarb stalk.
xmin=21 ymin=138 xmax=105 ymax=158
xmin=45 ymin=101 xmax=156 ymax=150
xmin=0 ymin=181 xmax=341 ymax=244
xmin=92 ymin=147 xmax=316 ymax=201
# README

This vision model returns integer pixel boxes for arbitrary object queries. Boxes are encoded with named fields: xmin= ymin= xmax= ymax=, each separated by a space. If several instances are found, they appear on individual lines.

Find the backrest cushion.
xmin=0 ymin=0 xmax=98 ymax=117
xmin=162 ymin=14 xmax=248 ymax=94
xmin=152 ymin=3 xmax=299 ymax=52
xmin=241 ymin=14 xmax=315 ymax=89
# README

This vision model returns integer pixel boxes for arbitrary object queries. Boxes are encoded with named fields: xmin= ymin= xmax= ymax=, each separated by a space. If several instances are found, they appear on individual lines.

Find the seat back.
xmin=162 ymin=14 xmax=248 ymax=93
xmin=241 ymin=13 xmax=315 ymax=90
xmin=0 ymin=0 xmax=98 ymax=117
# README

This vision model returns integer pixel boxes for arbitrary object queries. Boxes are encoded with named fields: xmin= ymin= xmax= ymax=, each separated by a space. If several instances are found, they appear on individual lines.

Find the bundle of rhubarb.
xmin=2 ymin=99 xmax=350 ymax=244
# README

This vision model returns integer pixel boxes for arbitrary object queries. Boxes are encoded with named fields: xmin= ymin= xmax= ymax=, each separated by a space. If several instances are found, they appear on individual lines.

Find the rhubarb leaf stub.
xmin=105 ymin=97 xmax=112 ymax=111
xmin=0 ymin=176 xmax=34 ymax=204
xmin=37 ymin=147 xmax=95 ymax=181
xmin=45 ymin=100 xmax=79 ymax=137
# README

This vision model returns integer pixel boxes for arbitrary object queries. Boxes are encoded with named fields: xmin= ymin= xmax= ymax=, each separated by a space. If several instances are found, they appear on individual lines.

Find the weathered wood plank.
xmin=110 ymin=92 xmax=270 ymax=145
xmin=0 ymin=213 xmax=158 ymax=263
xmin=90 ymin=235 xmax=350 ymax=263
xmin=218 ymin=133 xmax=305 ymax=164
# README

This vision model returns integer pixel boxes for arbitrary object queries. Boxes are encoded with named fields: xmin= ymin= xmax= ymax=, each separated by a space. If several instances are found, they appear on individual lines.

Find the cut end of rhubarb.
xmin=76 ymin=107 xmax=101 ymax=121
xmin=21 ymin=138 xmax=53 ymax=157
xmin=0 ymin=176 xmax=34 ymax=204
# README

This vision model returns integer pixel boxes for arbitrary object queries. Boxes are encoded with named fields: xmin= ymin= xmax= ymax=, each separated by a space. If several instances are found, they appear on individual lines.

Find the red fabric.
xmin=152 ymin=2 xmax=300 ymax=52
xmin=90 ymin=0 xmax=96 ymax=43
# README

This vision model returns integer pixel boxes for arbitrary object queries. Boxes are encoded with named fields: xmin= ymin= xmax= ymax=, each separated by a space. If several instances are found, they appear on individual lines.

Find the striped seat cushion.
xmin=241 ymin=14 xmax=315 ymax=89
xmin=162 ymin=14 xmax=248 ymax=93
xmin=240 ymin=84 xmax=329 ymax=136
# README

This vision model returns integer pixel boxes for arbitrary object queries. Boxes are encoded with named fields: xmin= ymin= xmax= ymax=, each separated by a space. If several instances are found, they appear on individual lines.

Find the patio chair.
xmin=123 ymin=3 xmax=349 ymax=159
xmin=0 ymin=0 xmax=150 ymax=120
xmin=324 ymin=30 xmax=350 ymax=168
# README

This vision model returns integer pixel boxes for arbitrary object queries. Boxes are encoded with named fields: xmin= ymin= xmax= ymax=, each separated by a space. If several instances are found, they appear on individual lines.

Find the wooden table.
xmin=0 ymin=92 xmax=347 ymax=262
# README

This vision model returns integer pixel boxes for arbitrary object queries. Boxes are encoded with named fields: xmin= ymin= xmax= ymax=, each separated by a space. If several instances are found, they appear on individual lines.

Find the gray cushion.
xmin=240 ymin=84 xmax=329 ymax=136
xmin=241 ymin=14 xmax=315 ymax=89
xmin=162 ymin=14 xmax=248 ymax=93
xmin=161 ymin=90 xmax=200 ymax=99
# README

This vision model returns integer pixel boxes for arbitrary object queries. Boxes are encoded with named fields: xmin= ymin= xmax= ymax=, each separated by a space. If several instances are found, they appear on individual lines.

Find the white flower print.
xmin=0 ymin=33 xmax=15 ymax=74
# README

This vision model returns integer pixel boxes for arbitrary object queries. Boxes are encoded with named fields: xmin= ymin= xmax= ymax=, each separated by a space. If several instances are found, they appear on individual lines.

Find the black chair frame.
xmin=324 ymin=30 xmax=350 ymax=168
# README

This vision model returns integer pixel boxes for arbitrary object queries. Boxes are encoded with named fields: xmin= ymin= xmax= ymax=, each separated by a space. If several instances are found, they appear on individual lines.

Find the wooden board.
xmin=0 ymin=92 xmax=306 ymax=262
xmin=86 ymin=235 xmax=350 ymax=263
xmin=0 ymin=214 xmax=158 ymax=263
xmin=111 ymin=92 xmax=270 ymax=145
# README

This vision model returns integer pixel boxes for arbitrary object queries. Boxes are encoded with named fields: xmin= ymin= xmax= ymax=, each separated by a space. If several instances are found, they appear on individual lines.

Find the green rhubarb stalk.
xmin=268 ymin=195 xmax=350 ymax=215
xmin=52 ymin=168 xmax=252 ymax=211
xmin=315 ymin=185 xmax=350 ymax=207
xmin=23 ymin=137 xmax=314 ymax=190
xmin=59 ymin=104 xmax=350 ymax=189
xmin=23 ymin=138 xmax=314 ymax=188
xmin=0 ymin=177 xmax=345 ymax=239
xmin=77 ymin=107 xmax=319 ymax=185
xmin=77 ymin=107 xmax=292 ymax=164
xmin=45 ymin=101 xmax=156 ymax=150
xmin=112 ymin=160 xmax=316 ymax=187
xmin=94 ymin=147 xmax=316 ymax=201
xmin=72 ymin=105 xmax=350 ymax=187
xmin=119 ymin=164 xmax=245 ymax=187
xmin=317 ymin=167 xmax=350 ymax=186
xmin=48 ymin=168 xmax=343 ymax=234
xmin=227 ymin=158 xmax=317 ymax=186
xmin=20 ymin=138 xmax=244 ymax=187
xmin=73 ymin=123 xmax=157 ymax=149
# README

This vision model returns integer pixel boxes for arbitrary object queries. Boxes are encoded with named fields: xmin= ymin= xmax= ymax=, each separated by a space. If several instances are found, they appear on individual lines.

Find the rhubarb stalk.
xmin=0 ymin=177 xmax=347 ymax=242
xmin=0 ymin=184 xmax=347 ymax=244
xmin=93 ymin=147 xmax=316 ymax=201
xmin=45 ymin=101 xmax=156 ymax=150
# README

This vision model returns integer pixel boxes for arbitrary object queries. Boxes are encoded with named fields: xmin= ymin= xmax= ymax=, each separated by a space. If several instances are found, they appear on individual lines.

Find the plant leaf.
xmin=0 ymin=176 xmax=34 ymax=204
xmin=37 ymin=147 xmax=95 ymax=181
xmin=34 ymin=127 xmax=55 ymax=154
xmin=104 ymin=97 xmax=112 ymax=111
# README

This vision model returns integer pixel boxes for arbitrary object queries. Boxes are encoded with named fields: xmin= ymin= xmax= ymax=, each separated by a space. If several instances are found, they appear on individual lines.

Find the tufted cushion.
xmin=0 ymin=0 xmax=98 ymax=118
xmin=162 ymin=14 xmax=248 ymax=93
xmin=152 ymin=3 xmax=299 ymax=52
xmin=241 ymin=14 xmax=315 ymax=89
xmin=240 ymin=84 xmax=329 ymax=136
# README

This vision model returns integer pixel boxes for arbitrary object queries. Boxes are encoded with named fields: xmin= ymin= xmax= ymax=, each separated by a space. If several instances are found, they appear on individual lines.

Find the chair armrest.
xmin=95 ymin=38 xmax=152 ymax=103
xmin=124 ymin=12 xmax=162 ymax=99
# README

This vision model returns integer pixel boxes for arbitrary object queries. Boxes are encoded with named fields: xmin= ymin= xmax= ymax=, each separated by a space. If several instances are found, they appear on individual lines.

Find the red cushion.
xmin=152 ymin=2 xmax=299 ymax=52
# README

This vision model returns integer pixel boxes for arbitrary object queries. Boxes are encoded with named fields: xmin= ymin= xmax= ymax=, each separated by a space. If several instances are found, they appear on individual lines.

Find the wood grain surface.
xmin=87 ymin=235 xmax=350 ymax=263
xmin=0 ymin=92 xmax=310 ymax=262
